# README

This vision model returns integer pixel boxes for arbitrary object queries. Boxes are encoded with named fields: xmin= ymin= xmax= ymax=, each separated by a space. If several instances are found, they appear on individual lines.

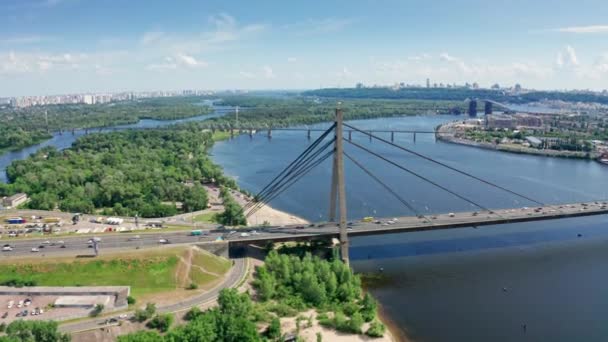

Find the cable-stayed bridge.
xmin=241 ymin=107 xmax=608 ymax=264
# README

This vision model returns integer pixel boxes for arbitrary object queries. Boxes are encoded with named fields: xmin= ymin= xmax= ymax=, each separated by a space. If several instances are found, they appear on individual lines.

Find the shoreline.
xmin=437 ymin=121 xmax=602 ymax=162
xmin=377 ymin=301 xmax=413 ymax=342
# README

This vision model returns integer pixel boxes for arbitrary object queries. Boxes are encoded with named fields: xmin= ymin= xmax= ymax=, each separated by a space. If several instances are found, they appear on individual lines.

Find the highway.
xmin=1 ymin=201 xmax=607 ymax=258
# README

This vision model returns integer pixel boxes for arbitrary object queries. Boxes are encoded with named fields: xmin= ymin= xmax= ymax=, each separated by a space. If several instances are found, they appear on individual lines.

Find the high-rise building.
xmin=426 ymin=78 xmax=430 ymax=88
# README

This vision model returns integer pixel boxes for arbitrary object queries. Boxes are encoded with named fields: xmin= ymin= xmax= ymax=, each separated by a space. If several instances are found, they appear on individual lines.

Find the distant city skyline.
xmin=1 ymin=0 xmax=608 ymax=96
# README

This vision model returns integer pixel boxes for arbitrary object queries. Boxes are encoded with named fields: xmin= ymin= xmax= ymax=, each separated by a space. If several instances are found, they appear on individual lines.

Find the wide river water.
xmin=3 ymin=107 xmax=608 ymax=341
xmin=211 ymin=115 xmax=608 ymax=342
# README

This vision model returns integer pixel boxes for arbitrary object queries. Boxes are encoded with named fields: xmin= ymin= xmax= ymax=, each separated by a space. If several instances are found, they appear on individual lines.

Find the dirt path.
xmin=191 ymin=264 xmax=222 ymax=277
xmin=174 ymin=248 xmax=194 ymax=288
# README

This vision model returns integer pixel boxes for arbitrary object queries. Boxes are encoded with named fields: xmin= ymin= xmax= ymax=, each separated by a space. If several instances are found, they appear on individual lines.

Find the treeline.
xmin=119 ymin=251 xmax=385 ymax=341
xmin=303 ymin=87 xmax=608 ymax=105
xmin=0 ymin=125 xmax=51 ymax=152
xmin=194 ymin=96 xmax=465 ymax=130
xmin=0 ymin=96 xmax=211 ymax=133
xmin=214 ymin=187 xmax=247 ymax=226
xmin=1 ymin=128 xmax=235 ymax=217
xmin=0 ymin=320 xmax=69 ymax=342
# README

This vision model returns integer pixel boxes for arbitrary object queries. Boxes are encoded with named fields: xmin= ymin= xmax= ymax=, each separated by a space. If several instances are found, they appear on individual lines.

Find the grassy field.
xmin=0 ymin=247 xmax=231 ymax=299
xmin=192 ymin=211 xmax=217 ymax=223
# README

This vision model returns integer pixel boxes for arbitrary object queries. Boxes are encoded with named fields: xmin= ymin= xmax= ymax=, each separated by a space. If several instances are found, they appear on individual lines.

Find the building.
xmin=2 ymin=193 xmax=28 ymax=208
xmin=514 ymin=114 xmax=543 ymax=127
xmin=485 ymin=114 xmax=516 ymax=129
xmin=525 ymin=136 xmax=543 ymax=148
xmin=426 ymin=78 xmax=430 ymax=88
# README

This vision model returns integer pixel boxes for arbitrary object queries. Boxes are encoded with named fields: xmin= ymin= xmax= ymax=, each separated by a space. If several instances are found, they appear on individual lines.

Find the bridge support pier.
xmin=329 ymin=107 xmax=349 ymax=265
xmin=348 ymin=130 xmax=352 ymax=141
xmin=369 ymin=131 xmax=372 ymax=143
xmin=391 ymin=131 xmax=394 ymax=142
xmin=413 ymin=132 xmax=416 ymax=143
xmin=267 ymin=129 xmax=272 ymax=139
xmin=307 ymin=129 xmax=311 ymax=140
xmin=249 ymin=130 xmax=253 ymax=139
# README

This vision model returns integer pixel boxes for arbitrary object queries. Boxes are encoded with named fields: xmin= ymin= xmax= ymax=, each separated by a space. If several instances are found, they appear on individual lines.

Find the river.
xmin=3 ymin=108 xmax=608 ymax=341
xmin=211 ymin=115 xmax=608 ymax=342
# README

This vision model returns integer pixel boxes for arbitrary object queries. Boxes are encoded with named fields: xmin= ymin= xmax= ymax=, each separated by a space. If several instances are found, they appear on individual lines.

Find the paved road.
xmin=59 ymin=257 xmax=247 ymax=333
xmin=1 ymin=201 xmax=607 ymax=258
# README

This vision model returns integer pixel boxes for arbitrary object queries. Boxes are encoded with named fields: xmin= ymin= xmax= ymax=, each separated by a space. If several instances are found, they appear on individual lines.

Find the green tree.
xmin=3 ymin=320 xmax=70 ymax=342
xmin=265 ymin=317 xmax=281 ymax=340
xmin=146 ymin=314 xmax=173 ymax=332
xmin=117 ymin=331 xmax=164 ymax=342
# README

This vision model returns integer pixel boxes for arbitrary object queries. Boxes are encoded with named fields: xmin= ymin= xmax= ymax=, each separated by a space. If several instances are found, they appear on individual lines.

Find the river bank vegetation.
xmin=192 ymin=96 xmax=465 ymax=130
xmin=119 ymin=250 xmax=385 ymax=341
xmin=0 ymin=97 xmax=211 ymax=152
xmin=1 ymin=128 xmax=235 ymax=217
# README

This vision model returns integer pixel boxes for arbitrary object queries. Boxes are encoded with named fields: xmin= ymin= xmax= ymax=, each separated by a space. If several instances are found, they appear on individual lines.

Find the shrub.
xmin=134 ymin=303 xmax=157 ymax=322
xmin=187 ymin=283 xmax=198 ymax=290
xmin=268 ymin=302 xmax=297 ymax=317
xmin=126 ymin=296 xmax=136 ymax=305
xmin=366 ymin=321 xmax=386 ymax=338
xmin=0 ymin=322 xmax=6 ymax=332
xmin=265 ymin=317 xmax=281 ymax=340
xmin=146 ymin=314 xmax=173 ymax=332
xmin=90 ymin=304 xmax=104 ymax=317
xmin=183 ymin=307 xmax=202 ymax=321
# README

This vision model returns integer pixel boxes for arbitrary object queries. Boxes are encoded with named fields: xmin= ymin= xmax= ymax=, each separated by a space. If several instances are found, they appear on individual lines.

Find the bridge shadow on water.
xmin=349 ymin=216 xmax=608 ymax=261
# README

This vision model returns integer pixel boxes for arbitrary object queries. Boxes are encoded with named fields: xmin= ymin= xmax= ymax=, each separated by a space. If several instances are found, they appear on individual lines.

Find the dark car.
xmin=2 ymin=312 xmax=7 ymax=319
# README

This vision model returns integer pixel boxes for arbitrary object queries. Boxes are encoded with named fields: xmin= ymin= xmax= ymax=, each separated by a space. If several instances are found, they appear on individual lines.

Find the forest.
xmin=0 ymin=97 xmax=211 ymax=151
xmin=1 ymin=128 xmax=235 ymax=217
xmin=118 ymin=250 xmax=384 ymax=342
xmin=303 ymin=87 xmax=608 ymax=105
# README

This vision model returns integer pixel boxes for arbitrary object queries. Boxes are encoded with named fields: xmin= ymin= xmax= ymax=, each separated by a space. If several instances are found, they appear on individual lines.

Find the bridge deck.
xmin=234 ymin=201 xmax=608 ymax=244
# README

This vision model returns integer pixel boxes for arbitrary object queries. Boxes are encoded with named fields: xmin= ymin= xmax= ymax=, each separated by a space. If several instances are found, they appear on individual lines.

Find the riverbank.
xmin=436 ymin=120 xmax=599 ymax=160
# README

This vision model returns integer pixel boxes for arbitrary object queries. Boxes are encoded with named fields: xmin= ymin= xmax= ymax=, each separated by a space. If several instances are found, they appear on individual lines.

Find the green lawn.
xmin=192 ymin=252 xmax=232 ymax=275
xmin=0 ymin=247 xmax=231 ymax=299
xmin=192 ymin=212 xmax=218 ymax=223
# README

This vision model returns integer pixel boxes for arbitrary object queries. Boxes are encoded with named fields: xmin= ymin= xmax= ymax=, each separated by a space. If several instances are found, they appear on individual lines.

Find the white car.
xmin=8 ymin=301 xmax=14 ymax=309
xmin=158 ymin=238 xmax=169 ymax=244
xmin=2 ymin=246 xmax=13 ymax=252
xmin=31 ymin=248 xmax=39 ymax=253
xmin=448 ymin=213 xmax=455 ymax=217
xmin=42 ymin=240 xmax=51 ymax=245
xmin=240 ymin=232 xmax=250 ymax=237
xmin=17 ymin=300 xmax=23 ymax=308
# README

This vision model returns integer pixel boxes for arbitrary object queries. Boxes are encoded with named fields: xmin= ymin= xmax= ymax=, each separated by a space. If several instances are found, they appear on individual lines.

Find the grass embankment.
xmin=0 ymin=247 xmax=231 ymax=300
xmin=192 ymin=212 xmax=217 ymax=223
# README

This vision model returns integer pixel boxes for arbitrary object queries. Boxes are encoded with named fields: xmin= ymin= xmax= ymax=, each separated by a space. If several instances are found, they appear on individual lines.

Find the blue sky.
xmin=1 ymin=0 xmax=608 ymax=96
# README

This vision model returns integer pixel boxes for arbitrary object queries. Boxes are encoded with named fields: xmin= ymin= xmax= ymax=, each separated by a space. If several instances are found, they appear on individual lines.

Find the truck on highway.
xmin=42 ymin=217 xmax=61 ymax=224
xmin=190 ymin=229 xmax=209 ymax=236
xmin=6 ymin=217 xmax=26 ymax=224
xmin=362 ymin=216 xmax=374 ymax=222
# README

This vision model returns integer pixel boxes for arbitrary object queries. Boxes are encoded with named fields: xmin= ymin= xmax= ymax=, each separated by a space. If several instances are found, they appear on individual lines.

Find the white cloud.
xmin=140 ymin=31 xmax=165 ymax=45
xmin=175 ymin=53 xmax=207 ymax=68
xmin=554 ymin=25 xmax=608 ymax=34
xmin=239 ymin=71 xmax=255 ymax=78
xmin=284 ymin=17 xmax=355 ymax=35
xmin=439 ymin=53 xmax=457 ymax=62
xmin=263 ymin=65 xmax=275 ymax=79
xmin=287 ymin=57 xmax=297 ymax=63
xmin=0 ymin=51 xmax=95 ymax=75
xmin=556 ymin=45 xmax=579 ymax=68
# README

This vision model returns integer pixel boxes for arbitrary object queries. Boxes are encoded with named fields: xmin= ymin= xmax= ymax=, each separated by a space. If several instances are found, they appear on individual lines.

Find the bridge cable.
xmin=343 ymin=123 xmax=544 ymax=206
xmin=246 ymin=149 xmax=334 ymax=218
xmin=245 ymin=139 xmax=335 ymax=216
xmin=343 ymin=151 xmax=428 ymax=220
xmin=243 ymin=123 xmax=336 ymax=210
xmin=345 ymin=138 xmax=492 ymax=212
xmin=244 ymin=136 xmax=336 ymax=212
xmin=243 ymin=136 xmax=336 ymax=211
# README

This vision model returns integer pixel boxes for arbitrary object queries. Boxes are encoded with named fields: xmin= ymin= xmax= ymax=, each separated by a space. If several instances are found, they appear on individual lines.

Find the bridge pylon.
xmin=329 ymin=105 xmax=349 ymax=264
